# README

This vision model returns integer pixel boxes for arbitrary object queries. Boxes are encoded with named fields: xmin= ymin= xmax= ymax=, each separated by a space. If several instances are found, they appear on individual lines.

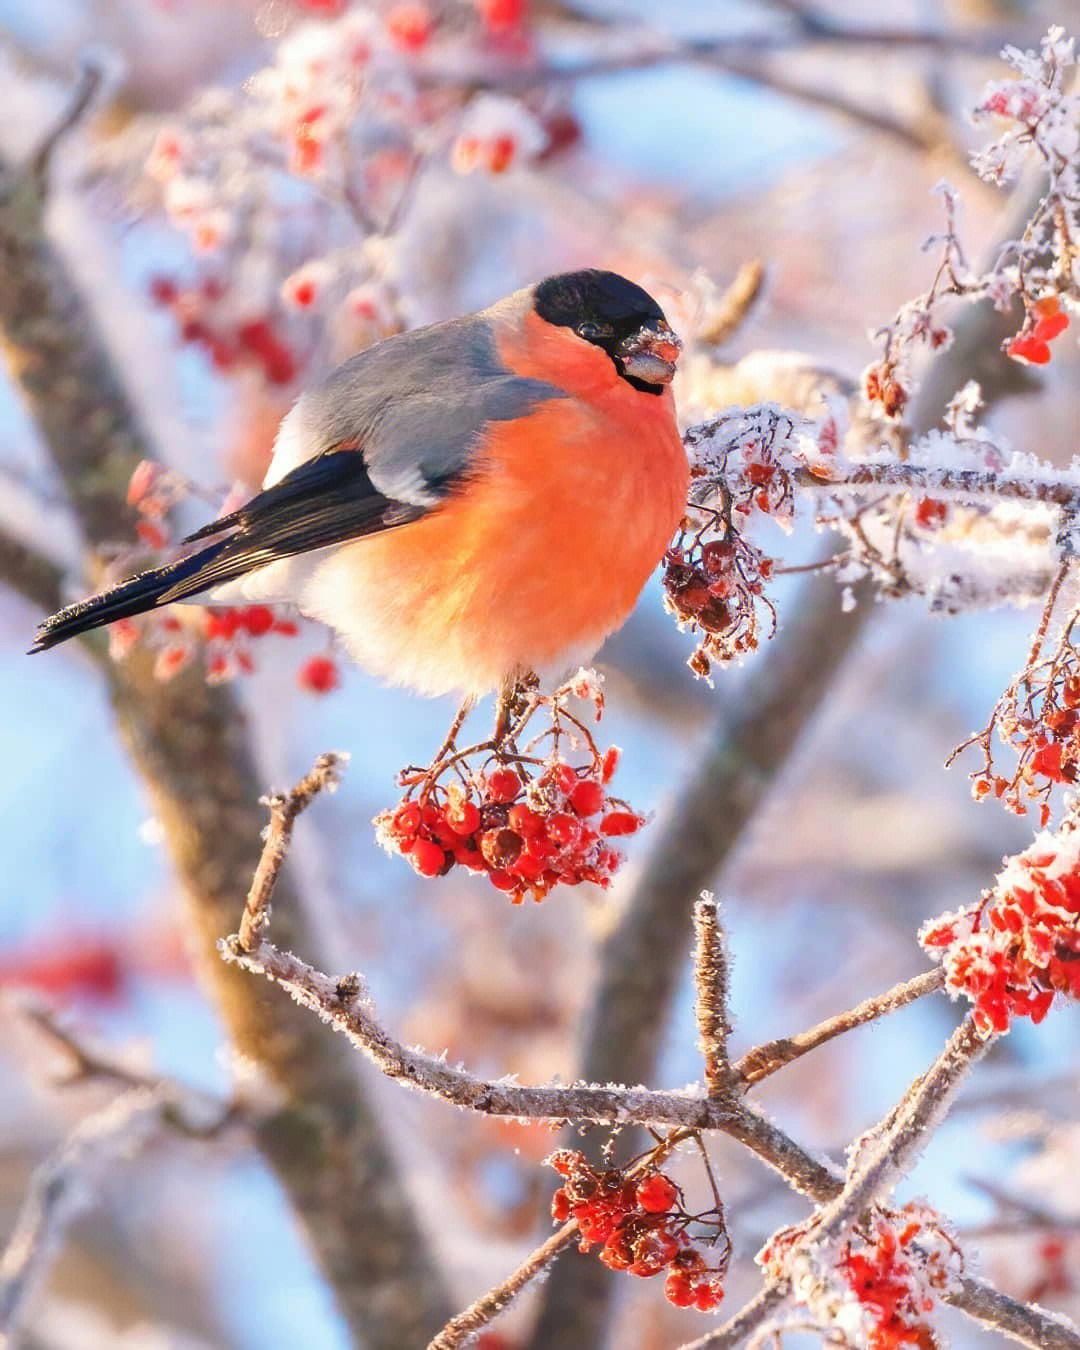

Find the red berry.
xmin=665 ymin=1271 xmax=695 ymax=1307
xmin=453 ymin=842 xmax=486 ymax=871
xmin=552 ymin=1188 xmax=571 ymax=1222
xmin=601 ymin=810 xmax=643 ymax=837
xmin=297 ymin=654 xmax=340 ymax=693
xmin=1033 ymin=311 xmax=1070 ymax=342
xmin=1007 ymin=332 xmax=1052 ymax=365
xmin=409 ymin=837 xmax=448 ymax=877
xmin=510 ymin=851 xmax=546 ymax=882
xmin=508 ymin=803 xmax=543 ymax=837
xmin=205 ymin=608 xmax=241 ymax=640
xmin=149 ymin=275 xmax=178 ymax=305
xmin=386 ymin=1 xmax=433 ymax=48
xmin=635 ymin=1173 xmax=678 ymax=1213
xmin=422 ymin=803 xmax=459 ymax=848
xmin=487 ymin=868 xmax=519 ymax=893
xmin=550 ymin=763 xmax=578 ymax=795
xmin=570 ymin=778 xmax=604 ymax=816
xmin=480 ymin=828 xmax=523 ymax=868
xmin=242 ymin=605 xmax=275 ymax=637
xmin=546 ymin=812 xmax=580 ymax=847
xmin=392 ymin=801 xmax=422 ymax=836
xmin=600 ymin=746 xmax=621 ymax=783
xmin=446 ymin=798 xmax=481 ymax=836
xmin=478 ymin=0 xmax=526 ymax=33
xmin=485 ymin=767 xmax=521 ymax=802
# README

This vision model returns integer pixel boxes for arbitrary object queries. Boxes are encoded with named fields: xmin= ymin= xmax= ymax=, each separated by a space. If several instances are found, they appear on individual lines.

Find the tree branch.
xmin=693 ymin=894 xmax=734 ymax=1095
xmin=734 ymin=968 xmax=946 ymax=1086
xmin=0 ymin=94 xmax=449 ymax=1347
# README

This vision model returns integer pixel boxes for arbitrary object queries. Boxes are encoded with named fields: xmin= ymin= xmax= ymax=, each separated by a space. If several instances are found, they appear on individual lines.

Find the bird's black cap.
xmin=533 ymin=270 xmax=672 ymax=394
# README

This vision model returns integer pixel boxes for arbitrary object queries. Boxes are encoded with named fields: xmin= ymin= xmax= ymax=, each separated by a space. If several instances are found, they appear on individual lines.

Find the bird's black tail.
xmin=29 ymin=540 xmax=228 ymax=653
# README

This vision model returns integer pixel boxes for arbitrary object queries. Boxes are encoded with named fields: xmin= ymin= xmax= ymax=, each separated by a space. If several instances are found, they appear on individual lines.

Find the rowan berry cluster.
xmin=547 ymin=1150 xmax=729 ymax=1312
xmin=374 ymin=671 xmax=645 ymax=901
xmin=148 ymin=275 xmax=300 ymax=384
xmin=759 ymin=1203 xmax=961 ymax=1350
xmin=920 ymin=824 xmax=1080 ymax=1035
xmin=105 ymin=463 xmax=339 ymax=693
xmin=374 ymin=749 xmax=639 ymax=903
xmin=958 ymin=623 xmax=1080 ymax=825
xmin=867 ymin=30 xmax=1080 ymax=418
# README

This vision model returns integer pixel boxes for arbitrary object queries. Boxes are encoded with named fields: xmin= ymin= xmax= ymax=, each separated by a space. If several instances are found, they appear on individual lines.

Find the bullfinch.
xmin=32 ymin=269 xmax=688 ymax=697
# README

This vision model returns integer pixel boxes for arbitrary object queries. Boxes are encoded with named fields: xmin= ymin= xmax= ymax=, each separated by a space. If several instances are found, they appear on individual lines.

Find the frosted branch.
xmin=735 ymin=968 xmax=946 ymax=1086
xmin=693 ymin=894 xmax=734 ymax=1094
xmin=238 ymin=751 xmax=346 ymax=952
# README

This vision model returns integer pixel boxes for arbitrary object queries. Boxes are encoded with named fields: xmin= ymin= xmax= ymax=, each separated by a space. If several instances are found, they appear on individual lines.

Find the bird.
xmin=32 ymin=269 xmax=688 ymax=698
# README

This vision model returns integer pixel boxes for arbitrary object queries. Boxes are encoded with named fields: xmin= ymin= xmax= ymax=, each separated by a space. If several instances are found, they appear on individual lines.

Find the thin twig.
xmin=697 ymin=260 xmax=765 ymax=347
xmin=0 ymin=1088 xmax=162 ymax=1342
xmin=28 ymin=57 xmax=104 ymax=182
xmin=949 ymin=1275 xmax=1080 ymax=1350
xmin=428 ymin=1224 xmax=580 ymax=1350
xmin=814 ymin=1016 xmax=987 ymax=1244
xmin=734 ymin=968 xmax=945 ymax=1086
xmin=238 ymin=753 xmax=346 ymax=952
xmin=676 ymin=1281 xmax=790 ymax=1350
xmin=693 ymin=894 xmax=734 ymax=1095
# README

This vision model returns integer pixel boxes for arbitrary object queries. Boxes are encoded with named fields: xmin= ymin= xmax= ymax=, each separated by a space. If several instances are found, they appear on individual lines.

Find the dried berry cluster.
xmin=920 ymin=826 xmax=1080 ymax=1035
xmin=374 ymin=750 xmax=640 ymax=904
xmin=662 ymin=529 xmax=775 ymax=680
xmin=547 ymin=1150 xmax=729 ymax=1312
xmin=759 ymin=1203 xmax=961 ymax=1350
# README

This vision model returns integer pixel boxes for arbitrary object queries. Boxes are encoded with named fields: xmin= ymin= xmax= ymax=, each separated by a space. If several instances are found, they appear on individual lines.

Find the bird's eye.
xmin=577 ymin=321 xmax=614 ymax=342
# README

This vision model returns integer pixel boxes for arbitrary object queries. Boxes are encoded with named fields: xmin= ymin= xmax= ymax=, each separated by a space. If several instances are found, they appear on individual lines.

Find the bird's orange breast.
xmin=299 ymin=315 xmax=688 ymax=695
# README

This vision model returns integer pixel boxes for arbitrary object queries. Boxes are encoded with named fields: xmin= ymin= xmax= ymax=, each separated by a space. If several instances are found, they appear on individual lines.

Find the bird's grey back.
xmin=297 ymin=307 xmax=560 ymax=504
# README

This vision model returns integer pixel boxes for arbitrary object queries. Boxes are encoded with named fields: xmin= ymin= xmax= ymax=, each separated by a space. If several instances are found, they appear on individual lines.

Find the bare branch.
xmin=676 ymin=1281 xmax=790 ymax=1350
xmin=0 ymin=1088 xmax=167 ymax=1341
xmin=693 ymin=894 xmax=734 ymax=1095
xmin=427 ymin=1224 xmax=581 ymax=1350
xmin=949 ymin=1275 xmax=1080 ymax=1350
xmin=238 ymin=752 xmax=346 ymax=952
xmin=697 ymin=260 xmax=765 ymax=347
xmin=734 ymin=968 xmax=946 ymax=1086
xmin=0 ymin=525 xmax=63 ymax=616
xmin=222 ymin=936 xmax=842 ymax=1199
xmin=28 ymin=57 xmax=104 ymax=182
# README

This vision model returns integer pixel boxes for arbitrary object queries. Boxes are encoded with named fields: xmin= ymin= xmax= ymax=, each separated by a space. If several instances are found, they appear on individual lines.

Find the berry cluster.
xmin=759 ymin=1203 xmax=961 ymax=1350
xmin=1006 ymin=295 xmax=1071 ymax=366
xmin=374 ymin=751 xmax=640 ymax=903
xmin=662 ymin=530 xmax=775 ymax=680
xmin=451 ymin=94 xmax=548 ymax=175
xmin=959 ymin=627 xmax=1080 ymax=826
xmin=920 ymin=825 xmax=1080 ymax=1035
xmin=547 ymin=1151 xmax=729 ymax=1312
xmin=109 ymin=605 xmax=338 ymax=694
xmin=149 ymin=277 xmax=299 ymax=385
xmin=105 ymin=463 xmax=340 ymax=694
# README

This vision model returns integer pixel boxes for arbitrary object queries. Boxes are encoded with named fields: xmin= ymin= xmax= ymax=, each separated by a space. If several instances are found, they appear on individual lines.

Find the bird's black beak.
xmin=617 ymin=320 xmax=682 ymax=386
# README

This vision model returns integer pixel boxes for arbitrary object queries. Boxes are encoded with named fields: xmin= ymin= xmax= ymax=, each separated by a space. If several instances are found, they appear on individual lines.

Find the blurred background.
xmin=0 ymin=1 xmax=1078 ymax=1346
